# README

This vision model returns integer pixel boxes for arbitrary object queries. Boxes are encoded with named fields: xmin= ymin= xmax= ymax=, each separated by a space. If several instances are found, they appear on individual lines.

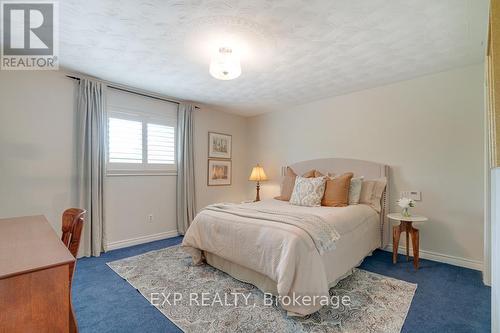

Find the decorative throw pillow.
xmin=327 ymin=172 xmax=363 ymax=205
xmin=370 ymin=177 xmax=387 ymax=212
xmin=348 ymin=176 xmax=364 ymax=205
xmin=274 ymin=168 xmax=317 ymax=201
xmin=289 ymin=176 xmax=327 ymax=207
xmin=274 ymin=167 xmax=297 ymax=201
xmin=314 ymin=170 xmax=324 ymax=177
xmin=359 ymin=180 xmax=375 ymax=204
xmin=302 ymin=169 xmax=316 ymax=178
xmin=359 ymin=177 xmax=387 ymax=212
xmin=321 ymin=173 xmax=354 ymax=207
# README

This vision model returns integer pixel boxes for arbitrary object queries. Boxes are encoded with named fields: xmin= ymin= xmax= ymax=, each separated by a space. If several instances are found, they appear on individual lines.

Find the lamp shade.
xmin=249 ymin=164 xmax=268 ymax=181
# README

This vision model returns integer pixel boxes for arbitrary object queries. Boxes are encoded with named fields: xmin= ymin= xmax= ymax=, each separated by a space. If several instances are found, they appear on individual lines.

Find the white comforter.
xmin=182 ymin=199 xmax=378 ymax=315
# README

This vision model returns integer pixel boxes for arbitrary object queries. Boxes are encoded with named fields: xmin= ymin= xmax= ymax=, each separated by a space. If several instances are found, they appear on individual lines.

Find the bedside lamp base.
xmin=254 ymin=182 xmax=261 ymax=202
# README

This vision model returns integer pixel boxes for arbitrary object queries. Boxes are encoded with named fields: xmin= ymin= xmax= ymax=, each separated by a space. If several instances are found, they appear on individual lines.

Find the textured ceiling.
xmin=59 ymin=0 xmax=489 ymax=116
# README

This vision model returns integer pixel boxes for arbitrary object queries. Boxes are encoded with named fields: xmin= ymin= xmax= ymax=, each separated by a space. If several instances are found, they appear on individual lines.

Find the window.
xmin=147 ymin=123 xmax=175 ymax=164
xmin=108 ymin=118 xmax=143 ymax=164
xmin=106 ymin=89 xmax=177 ymax=175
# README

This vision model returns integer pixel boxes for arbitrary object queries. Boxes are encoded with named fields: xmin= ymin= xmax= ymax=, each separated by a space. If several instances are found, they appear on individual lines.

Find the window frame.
xmin=106 ymin=106 xmax=177 ymax=176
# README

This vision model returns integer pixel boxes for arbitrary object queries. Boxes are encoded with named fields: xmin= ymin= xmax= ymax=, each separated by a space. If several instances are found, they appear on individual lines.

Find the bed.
xmin=182 ymin=158 xmax=389 ymax=316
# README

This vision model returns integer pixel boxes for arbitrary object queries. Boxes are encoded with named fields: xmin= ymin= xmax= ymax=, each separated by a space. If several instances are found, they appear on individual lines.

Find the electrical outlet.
xmin=400 ymin=191 xmax=422 ymax=201
xmin=147 ymin=214 xmax=154 ymax=223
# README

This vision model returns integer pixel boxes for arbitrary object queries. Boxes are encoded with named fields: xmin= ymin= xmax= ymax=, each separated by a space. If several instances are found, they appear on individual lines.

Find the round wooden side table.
xmin=387 ymin=213 xmax=428 ymax=269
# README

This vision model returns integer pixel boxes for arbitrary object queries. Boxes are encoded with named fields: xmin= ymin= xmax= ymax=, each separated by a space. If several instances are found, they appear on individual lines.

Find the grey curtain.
xmin=176 ymin=103 xmax=197 ymax=234
xmin=76 ymin=78 xmax=106 ymax=257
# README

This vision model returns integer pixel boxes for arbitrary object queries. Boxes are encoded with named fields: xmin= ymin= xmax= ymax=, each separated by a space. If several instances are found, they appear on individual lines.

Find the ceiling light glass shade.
xmin=209 ymin=47 xmax=241 ymax=80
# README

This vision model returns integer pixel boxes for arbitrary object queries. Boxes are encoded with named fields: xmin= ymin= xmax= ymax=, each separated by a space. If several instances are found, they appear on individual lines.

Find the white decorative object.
xmin=397 ymin=198 xmax=415 ymax=217
xmin=209 ymin=47 xmax=242 ymax=80
xmin=289 ymin=176 xmax=326 ymax=207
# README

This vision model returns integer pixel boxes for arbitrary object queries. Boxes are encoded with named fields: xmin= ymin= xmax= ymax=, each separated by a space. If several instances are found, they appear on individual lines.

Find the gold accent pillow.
xmin=321 ymin=172 xmax=354 ymax=207
xmin=314 ymin=170 xmax=324 ymax=177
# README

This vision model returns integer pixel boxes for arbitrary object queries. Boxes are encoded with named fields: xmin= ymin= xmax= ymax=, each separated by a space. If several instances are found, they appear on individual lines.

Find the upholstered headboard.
xmin=288 ymin=158 xmax=390 ymax=248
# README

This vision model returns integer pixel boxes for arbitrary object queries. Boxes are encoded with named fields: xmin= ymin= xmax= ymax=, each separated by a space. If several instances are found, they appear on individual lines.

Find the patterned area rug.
xmin=107 ymin=246 xmax=416 ymax=333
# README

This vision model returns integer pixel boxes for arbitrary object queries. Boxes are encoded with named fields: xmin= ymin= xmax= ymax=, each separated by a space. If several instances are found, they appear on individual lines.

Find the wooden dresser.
xmin=0 ymin=216 xmax=76 ymax=333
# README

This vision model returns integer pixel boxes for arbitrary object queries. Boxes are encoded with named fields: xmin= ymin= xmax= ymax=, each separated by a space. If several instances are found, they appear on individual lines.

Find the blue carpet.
xmin=73 ymin=237 xmax=490 ymax=333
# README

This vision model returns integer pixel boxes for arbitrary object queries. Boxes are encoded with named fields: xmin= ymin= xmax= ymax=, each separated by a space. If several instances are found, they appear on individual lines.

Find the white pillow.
xmin=289 ymin=176 xmax=326 ymax=207
xmin=359 ymin=177 xmax=387 ymax=212
xmin=349 ymin=176 xmax=364 ymax=205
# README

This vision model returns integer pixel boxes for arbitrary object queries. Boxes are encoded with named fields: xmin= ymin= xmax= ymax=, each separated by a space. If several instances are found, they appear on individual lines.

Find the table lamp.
xmin=249 ymin=164 xmax=268 ymax=201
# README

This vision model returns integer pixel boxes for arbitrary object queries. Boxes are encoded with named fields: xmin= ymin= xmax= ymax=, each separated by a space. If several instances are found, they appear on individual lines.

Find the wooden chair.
xmin=61 ymin=208 xmax=86 ymax=282
xmin=61 ymin=208 xmax=85 ymax=333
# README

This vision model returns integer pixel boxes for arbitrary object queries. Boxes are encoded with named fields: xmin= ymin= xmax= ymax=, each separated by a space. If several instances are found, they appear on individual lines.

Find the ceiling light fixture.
xmin=209 ymin=47 xmax=241 ymax=80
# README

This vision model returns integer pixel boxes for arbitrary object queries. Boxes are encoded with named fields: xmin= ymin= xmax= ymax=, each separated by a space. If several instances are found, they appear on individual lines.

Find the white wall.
xmin=193 ymin=106 xmax=250 ymax=210
xmin=247 ymin=64 xmax=485 ymax=269
xmin=104 ymin=175 xmax=178 ymax=249
xmin=0 ymin=71 xmax=250 ymax=253
xmin=0 ymin=71 xmax=78 ymax=234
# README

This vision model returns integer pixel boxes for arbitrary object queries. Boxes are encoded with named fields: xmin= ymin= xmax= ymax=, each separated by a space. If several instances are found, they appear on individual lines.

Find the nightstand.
xmin=387 ymin=213 xmax=428 ymax=269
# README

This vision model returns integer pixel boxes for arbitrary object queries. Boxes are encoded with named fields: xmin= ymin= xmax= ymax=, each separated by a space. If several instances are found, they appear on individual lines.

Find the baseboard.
xmin=383 ymin=244 xmax=483 ymax=271
xmin=106 ymin=230 xmax=179 ymax=251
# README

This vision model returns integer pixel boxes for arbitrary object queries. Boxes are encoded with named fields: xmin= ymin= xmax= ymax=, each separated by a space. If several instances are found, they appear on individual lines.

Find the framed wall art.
xmin=208 ymin=132 xmax=232 ymax=159
xmin=207 ymin=159 xmax=232 ymax=186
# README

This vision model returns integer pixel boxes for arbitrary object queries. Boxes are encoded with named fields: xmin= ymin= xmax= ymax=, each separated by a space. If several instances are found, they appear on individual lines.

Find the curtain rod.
xmin=66 ymin=74 xmax=199 ymax=108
